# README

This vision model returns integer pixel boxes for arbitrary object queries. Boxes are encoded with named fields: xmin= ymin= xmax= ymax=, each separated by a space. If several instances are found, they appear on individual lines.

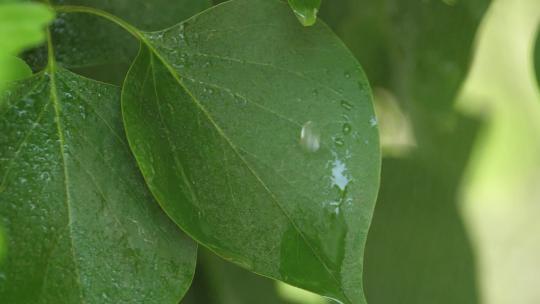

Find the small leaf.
xmin=0 ymin=55 xmax=32 ymax=93
xmin=121 ymin=0 xmax=380 ymax=303
xmin=288 ymin=0 xmax=321 ymax=26
xmin=0 ymin=67 xmax=197 ymax=303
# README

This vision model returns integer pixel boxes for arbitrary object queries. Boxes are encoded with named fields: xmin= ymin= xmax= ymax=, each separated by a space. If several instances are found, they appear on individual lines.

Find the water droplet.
xmin=333 ymin=136 xmax=345 ymax=147
xmin=342 ymin=123 xmax=352 ymax=134
xmin=300 ymin=121 xmax=320 ymax=153
xmin=290 ymin=5 xmax=319 ymax=26
xmin=340 ymin=100 xmax=353 ymax=111
xmin=312 ymin=89 xmax=319 ymax=97
xmin=369 ymin=116 xmax=378 ymax=127
xmin=344 ymin=72 xmax=351 ymax=79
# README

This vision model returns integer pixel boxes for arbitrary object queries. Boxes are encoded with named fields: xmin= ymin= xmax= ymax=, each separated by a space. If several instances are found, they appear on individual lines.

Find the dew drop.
xmin=340 ymin=100 xmax=353 ymax=111
xmin=369 ymin=116 xmax=378 ymax=127
xmin=344 ymin=72 xmax=351 ymax=79
xmin=300 ymin=121 xmax=320 ymax=153
xmin=333 ymin=136 xmax=345 ymax=147
xmin=290 ymin=6 xmax=319 ymax=26
xmin=342 ymin=123 xmax=352 ymax=134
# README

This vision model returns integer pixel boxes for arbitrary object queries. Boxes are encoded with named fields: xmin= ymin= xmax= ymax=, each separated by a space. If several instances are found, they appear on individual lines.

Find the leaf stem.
xmin=54 ymin=5 xmax=144 ymax=42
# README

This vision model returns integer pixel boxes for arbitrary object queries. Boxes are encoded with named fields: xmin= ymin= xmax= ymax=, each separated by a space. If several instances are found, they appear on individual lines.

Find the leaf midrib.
xmin=46 ymin=29 xmax=86 ymax=304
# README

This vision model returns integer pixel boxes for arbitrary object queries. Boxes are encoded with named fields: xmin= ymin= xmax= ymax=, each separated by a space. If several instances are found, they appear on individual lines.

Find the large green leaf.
xmin=0 ymin=65 xmax=197 ymax=302
xmin=119 ymin=0 xmax=380 ymax=302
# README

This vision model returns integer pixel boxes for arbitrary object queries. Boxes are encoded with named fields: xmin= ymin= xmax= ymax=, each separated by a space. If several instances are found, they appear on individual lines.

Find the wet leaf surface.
xmin=121 ymin=0 xmax=380 ymax=302
xmin=0 ymin=67 xmax=197 ymax=303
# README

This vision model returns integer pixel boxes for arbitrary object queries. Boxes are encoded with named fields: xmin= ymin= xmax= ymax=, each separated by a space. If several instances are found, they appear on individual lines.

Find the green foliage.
xmin=1 ymin=0 xmax=538 ymax=303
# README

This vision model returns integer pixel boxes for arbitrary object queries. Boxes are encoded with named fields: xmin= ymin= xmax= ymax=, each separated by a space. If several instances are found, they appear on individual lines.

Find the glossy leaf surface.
xmin=288 ymin=0 xmax=321 ymax=26
xmin=0 ymin=68 xmax=197 ymax=303
xmin=121 ymin=0 xmax=380 ymax=303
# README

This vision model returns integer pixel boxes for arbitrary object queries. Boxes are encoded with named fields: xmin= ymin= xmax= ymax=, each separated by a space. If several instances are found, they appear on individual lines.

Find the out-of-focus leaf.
xmin=0 ymin=3 xmax=54 ymax=55
xmin=457 ymin=1 xmax=540 ymax=303
xmin=0 ymin=2 xmax=53 ymax=93
xmin=288 ymin=0 xmax=321 ymax=26
xmin=320 ymin=1 xmax=490 ymax=303
xmin=364 ymin=117 xmax=480 ymax=304
xmin=0 ymin=65 xmax=197 ymax=302
xmin=535 ymin=29 xmax=539 ymax=88
xmin=120 ymin=0 xmax=380 ymax=303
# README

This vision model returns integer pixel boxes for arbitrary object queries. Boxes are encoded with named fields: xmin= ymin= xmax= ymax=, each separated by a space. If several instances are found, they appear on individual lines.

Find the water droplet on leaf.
xmin=340 ymin=100 xmax=353 ymax=111
xmin=300 ymin=121 xmax=320 ymax=152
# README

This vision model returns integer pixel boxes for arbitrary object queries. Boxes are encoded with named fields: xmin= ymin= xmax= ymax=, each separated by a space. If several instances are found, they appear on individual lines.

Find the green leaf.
xmin=0 ymin=2 xmax=54 ymax=55
xmin=120 ymin=0 xmax=380 ymax=303
xmin=288 ymin=0 xmax=321 ymax=26
xmin=0 ymin=67 xmax=197 ymax=302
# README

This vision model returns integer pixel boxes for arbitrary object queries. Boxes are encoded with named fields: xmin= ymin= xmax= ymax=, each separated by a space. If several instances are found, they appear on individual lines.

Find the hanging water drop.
xmin=288 ymin=0 xmax=319 ymax=26
xmin=300 ymin=121 xmax=320 ymax=152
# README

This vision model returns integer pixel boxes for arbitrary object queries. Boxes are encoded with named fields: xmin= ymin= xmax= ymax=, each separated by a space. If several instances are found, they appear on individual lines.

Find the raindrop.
xmin=369 ymin=116 xmax=378 ymax=127
xmin=333 ymin=136 xmax=345 ymax=147
xmin=340 ymin=100 xmax=353 ymax=111
xmin=344 ymin=72 xmax=351 ymax=79
xmin=300 ymin=121 xmax=320 ymax=153
xmin=342 ymin=123 xmax=352 ymax=134
xmin=290 ymin=6 xmax=319 ymax=26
